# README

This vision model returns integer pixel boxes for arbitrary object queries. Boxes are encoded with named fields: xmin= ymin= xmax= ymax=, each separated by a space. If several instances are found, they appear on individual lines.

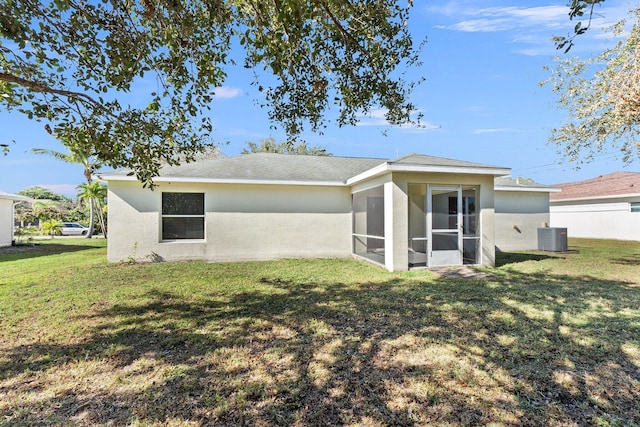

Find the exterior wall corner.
xmin=384 ymin=179 xmax=409 ymax=272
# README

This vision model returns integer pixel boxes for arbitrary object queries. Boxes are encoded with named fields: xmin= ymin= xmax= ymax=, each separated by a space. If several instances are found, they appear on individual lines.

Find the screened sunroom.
xmin=408 ymin=184 xmax=480 ymax=268
xmin=349 ymin=155 xmax=507 ymax=272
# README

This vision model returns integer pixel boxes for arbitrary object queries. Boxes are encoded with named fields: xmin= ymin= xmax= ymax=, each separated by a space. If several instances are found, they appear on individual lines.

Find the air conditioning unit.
xmin=537 ymin=227 xmax=568 ymax=252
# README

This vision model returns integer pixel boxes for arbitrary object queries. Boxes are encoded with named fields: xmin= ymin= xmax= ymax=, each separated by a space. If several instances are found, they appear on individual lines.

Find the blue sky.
xmin=1 ymin=0 xmax=637 ymax=197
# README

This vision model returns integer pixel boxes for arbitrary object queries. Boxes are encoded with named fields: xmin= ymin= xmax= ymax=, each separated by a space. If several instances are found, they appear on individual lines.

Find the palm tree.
xmin=77 ymin=182 xmax=108 ymax=238
xmin=40 ymin=219 xmax=62 ymax=239
xmin=32 ymin=146 xmax=105 ymax=237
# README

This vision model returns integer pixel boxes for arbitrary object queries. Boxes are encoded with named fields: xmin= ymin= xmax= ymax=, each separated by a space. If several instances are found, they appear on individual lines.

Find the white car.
xmin=61 ymin=222 xmax=90 ymax=236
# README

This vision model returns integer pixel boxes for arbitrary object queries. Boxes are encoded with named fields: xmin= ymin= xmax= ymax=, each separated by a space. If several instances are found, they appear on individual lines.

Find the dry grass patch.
xmin=1 ymin=238 xmax=639 ymax=426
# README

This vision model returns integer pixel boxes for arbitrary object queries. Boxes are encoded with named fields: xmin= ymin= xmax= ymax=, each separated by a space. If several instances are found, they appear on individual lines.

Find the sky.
xmin=1 ymin=0 xmax=638 ymax=197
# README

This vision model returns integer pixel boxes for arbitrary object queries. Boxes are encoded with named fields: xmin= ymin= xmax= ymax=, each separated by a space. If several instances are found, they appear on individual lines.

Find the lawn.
xmin=1 ymin=238 xmax=639 ymax=426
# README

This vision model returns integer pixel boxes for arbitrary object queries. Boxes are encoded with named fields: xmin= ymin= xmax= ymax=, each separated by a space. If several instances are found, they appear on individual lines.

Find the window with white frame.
xmin=161 ymin=192 xmax=205 ymax=240
xmin=631 ymin=202 xmax=640 ymax=213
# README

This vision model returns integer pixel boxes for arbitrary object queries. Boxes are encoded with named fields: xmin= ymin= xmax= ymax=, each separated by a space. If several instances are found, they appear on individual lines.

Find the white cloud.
xmin=462 ymin=105 xmax=493 ymax=118
xmin=473 ymin=128 xmax=514 ymax=134
xmin=427 ymin=2 xmax=631 ymax=55
xmin=213 ymin=87 xmax=242 ymax=98
xmin=429 ymin=4 xmax=568 ymax=33
xmin=356 ymin=108 xmax=440 ymax=132
xmin=356 ymin=108 xmax=390 ymax=126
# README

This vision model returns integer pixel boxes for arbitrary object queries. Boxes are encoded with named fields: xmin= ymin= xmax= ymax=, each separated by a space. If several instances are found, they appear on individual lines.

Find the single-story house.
xmin=101 ymin=153 xmax=520 ymax=271
xmin=550 ymin=172 xmax=640 ymax=241
xmin=494 ymin=177 xmax=561 ymax=251
xmin=0 ymin=191 xmax=29 ymax=247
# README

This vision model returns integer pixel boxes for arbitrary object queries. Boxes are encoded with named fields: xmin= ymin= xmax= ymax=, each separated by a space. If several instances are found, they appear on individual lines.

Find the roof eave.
xmin=495 ymin=186 xmax=562 ymax=193
xmin=345 ymin=163 xmax=390 ymax=186
xmin=388 ymin=164 xmax=511 ymax=176
xmin=99 ymin=174 xmax=346 ymax=187
xmin=344 ymin=163 xmax=513 ymax=186
xmin=0 ymin=194 xmax=30 ymax=202
xmin=550 ymin=192 xmax=640 ymax=203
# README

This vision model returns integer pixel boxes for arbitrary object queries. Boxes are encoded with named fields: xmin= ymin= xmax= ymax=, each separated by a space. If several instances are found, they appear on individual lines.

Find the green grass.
xmin=1 ymin=238 xmax=639 ymax=426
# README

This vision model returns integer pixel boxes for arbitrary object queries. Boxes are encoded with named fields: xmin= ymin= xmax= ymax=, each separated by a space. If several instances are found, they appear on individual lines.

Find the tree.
xmin=32 ymin=146 xmax=105 ymax=186
xmin=1 ymin=1 xmax=423 ymax=185
xmin=17 ymin=186 xmax=69 ymax=202
xmin=542 ymin=7 xmax=640 ymax=165
xmin=77 ymin=181 xmax=108 ymax=238
xmin=15 ymin=209 xmax=37 ymax=228
xmin=15 ymin=186 xmax=71 ymax=227
xmin=241 ymin=136 xmax=332 ymax=156
xmin=31 ymin=145 xmax=105 ymax=237
xmin=40 ymin=218 xmax=62 ymax=239
xmin=32 ymin=200 xmax=62 ymax=230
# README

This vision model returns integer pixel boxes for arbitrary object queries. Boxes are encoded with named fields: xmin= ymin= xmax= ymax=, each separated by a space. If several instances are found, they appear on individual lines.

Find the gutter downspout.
xmin=11 ymin=200 xmax=18 ymax=245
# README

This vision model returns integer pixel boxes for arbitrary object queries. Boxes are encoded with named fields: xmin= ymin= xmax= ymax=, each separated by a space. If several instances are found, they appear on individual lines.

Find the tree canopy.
xmin=1 ymin=0 xmax=423 ymax=185
xmin=241 ymin=136 xmax=331 ymax=156
xmin=32 ymin=145 xmax=105 ymax=184
xmin=17 ymin=185 xmax=69 ymax=201
xmin=542 ymin=6 xmax=640 ymax=165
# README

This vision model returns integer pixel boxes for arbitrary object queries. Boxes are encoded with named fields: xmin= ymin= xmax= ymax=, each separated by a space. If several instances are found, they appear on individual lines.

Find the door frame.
xmin=427 ymin=185 xmax=463 ymax=267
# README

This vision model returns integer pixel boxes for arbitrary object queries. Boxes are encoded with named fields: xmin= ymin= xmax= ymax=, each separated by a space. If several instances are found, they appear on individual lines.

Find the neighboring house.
xmin=101 ymin=153 xmax=514 ymax=271
xmin=494 ymin=177 xmax=561 ymax=251
xmin=0 ymin=191 xmax=29 ymax=247
xmin=550 ymin=172 xmax=640 ymax=241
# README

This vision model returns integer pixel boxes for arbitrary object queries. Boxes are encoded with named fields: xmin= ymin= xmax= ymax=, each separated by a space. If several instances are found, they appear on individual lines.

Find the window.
xmin=631 ymin=202 xmax=640 ymax=213
xmin=161 ymin=193 xmax=205 ymax=240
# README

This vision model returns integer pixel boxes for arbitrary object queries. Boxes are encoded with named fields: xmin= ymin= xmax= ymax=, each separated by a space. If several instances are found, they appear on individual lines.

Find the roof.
xmin=494 ymin=177 xmax=561 ymax=193
xmin=101 ymin=153 xmax=386 ymax=185
xmin=391 ymin=153 xmax=502 ymax=169
xmin=550 ymin=172 xmax=640 ymax=201
xmin=100 ymin=152 xmax=511 ymax=186
xmin=0 ymin=191 xmax=29 ymax=201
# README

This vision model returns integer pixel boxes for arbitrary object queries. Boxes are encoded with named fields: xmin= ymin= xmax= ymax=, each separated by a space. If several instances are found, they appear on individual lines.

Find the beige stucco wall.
xmin=0 ymin=198 xmax=14 ymax=247
xmin=107 ymin=181 xmax=353 ymax=263
xmin=550 ymin=196 xmax=640 ymax=241
xmin=384 ymin=179 xmax=409 ymax=271
xmin=495 ymin=191 xmax=551 ymax=251
xmin=108 ymin=171 xmax=501 ymax=270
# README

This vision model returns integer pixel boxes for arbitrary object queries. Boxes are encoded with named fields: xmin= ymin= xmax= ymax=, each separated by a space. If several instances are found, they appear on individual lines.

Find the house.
xmin=100 ymin=152 xmax=516 ymax=271
xmin=0 ymin=191 xmax=29 ymax=247
xmin=550 ymin=172 xmax=640 ymax=241
xmin=494 ymin=177 xmax=561 ymax=251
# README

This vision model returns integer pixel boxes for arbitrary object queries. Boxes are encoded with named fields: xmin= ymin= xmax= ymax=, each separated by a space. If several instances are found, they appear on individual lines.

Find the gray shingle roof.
xmin=100 ymin=152 xmax=510 ymax=183
xmin=495 ymin=177 xmax=559 ymax=192
xmin=391 ymin=153 xmax=506 ymax=170
xmin=136 ymin=153 xmax=386 ymax=182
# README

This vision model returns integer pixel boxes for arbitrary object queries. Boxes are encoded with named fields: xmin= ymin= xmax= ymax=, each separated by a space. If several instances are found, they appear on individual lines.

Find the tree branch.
xmin=0 ymin=71 xmax=103 ymax=109
xmin=318 ymin=2 xmax=375 ymax=66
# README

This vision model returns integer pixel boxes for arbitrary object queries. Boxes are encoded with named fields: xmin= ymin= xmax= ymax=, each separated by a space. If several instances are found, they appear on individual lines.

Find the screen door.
xmin=428 ymin=185 xmax=462 ymax=266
